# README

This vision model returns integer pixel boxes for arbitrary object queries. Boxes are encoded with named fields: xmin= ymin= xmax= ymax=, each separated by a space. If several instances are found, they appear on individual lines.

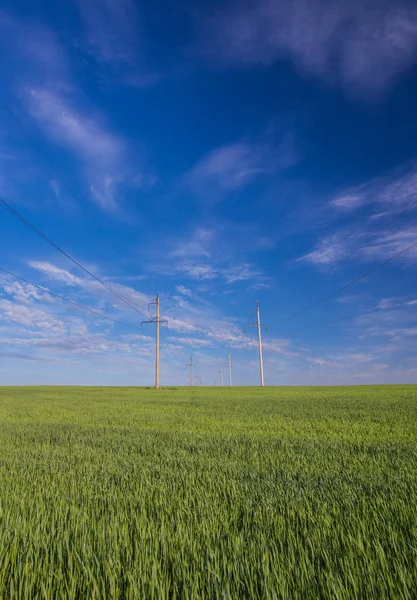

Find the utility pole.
xmin=228 ymin=351 xmax=232 ymax=386
xmin=155 ymin=295 xmax=160 ymax=389
xmin=188 ymin=356 xmax=193 ymax=386
xmin=142 ymin=294 xmax=166 ymax=390
xmin=251 ymin=300 xmax=265 ymax=387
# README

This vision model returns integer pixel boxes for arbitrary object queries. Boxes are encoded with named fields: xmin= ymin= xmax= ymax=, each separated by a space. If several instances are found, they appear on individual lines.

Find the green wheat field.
xmin=0 ymin=385 xmax=416 ymax=599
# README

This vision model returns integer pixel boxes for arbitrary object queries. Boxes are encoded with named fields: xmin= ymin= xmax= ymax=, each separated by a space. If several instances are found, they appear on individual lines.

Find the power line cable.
xmin=270 ymin=238 xmax=417 ymax=328
xmin=0 ymin=195 xmax=149 ymax=318
xmin=0 ymin=266 xmax=133 ymax=329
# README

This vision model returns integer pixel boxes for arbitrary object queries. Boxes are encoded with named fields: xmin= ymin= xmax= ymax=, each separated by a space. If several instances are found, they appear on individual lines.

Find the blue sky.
xmin=1 ymin=0 xmax=417 ymax=385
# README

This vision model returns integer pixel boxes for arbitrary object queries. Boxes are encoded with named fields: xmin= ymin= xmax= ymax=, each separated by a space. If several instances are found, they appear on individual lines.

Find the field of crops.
xmin=0 ymin=385 xmax=416 ymax=599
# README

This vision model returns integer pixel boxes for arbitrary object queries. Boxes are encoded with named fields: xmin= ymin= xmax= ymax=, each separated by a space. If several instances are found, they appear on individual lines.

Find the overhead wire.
xmin=0 ymin=195 xmax=149 ymax=318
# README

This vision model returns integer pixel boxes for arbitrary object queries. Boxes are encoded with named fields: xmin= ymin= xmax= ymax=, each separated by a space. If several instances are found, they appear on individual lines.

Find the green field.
xmin=0 ymin=385 xmax=416 ymax=599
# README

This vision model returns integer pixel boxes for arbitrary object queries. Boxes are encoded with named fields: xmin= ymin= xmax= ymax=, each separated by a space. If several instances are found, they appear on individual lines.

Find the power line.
xmin=0 ymin=266 xmax=132 ymax=328
xmin=0 ymin=195 xmax=149 ymax=318
xmin=270 ymin=238 xmax=417 ymax=328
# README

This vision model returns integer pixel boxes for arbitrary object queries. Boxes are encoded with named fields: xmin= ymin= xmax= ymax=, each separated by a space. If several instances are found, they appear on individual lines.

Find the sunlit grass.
xmin=0 ymin=385 xmax=416 ymax=598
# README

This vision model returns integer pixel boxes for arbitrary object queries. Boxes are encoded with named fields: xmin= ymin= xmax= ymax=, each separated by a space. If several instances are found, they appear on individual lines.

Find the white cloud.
xmin=299 ymin=164 xmax=417 ymax=268
xmin=331 ymin=194 xmax=366 ymax=211
xmin=24 ymin=87 xmax=135 ymax=211
xmin=28 ymin=261 xmax=82 ymax=286
xmin=27 ymin=260 xmax=151 ymax=312
xmin=74 ymin=0 xmax=159 ymax=87
xmin=298 ymin=231 xmax=357 ymax=266
xmin=0 ymin=15 xmax=70 ymax=83
xmin=184 ymin=136 xmax=296 ymax=203
xmin=0 ymin=14 xmax=154 ymax=212
xmin=175 ymin=337 xmax=213 ymax=348
xmin=222 ymin=263 xmax=262 ymax=283
xmin=0 ymin=300 xmax=65 ymax=333
xmin=1 ymin=281 xmax=52 ymax=305
xmin=331 ymin=166 xmax=417 ymax=214
xmin=200 ymin=0 xmax=417 ymax=95
xmin=362 ymin=227 xmax=417 ymax=262
xmin=175 ymin=285 xmax=192 ymax=297
xmin=170 ymin=229 xmax=213 ymax=259
xmin=76 ymin=0 xmax=140 ymax=64
xmin=185 ymin=144 xmax=266 ymax=200
xmin=175 ymin=263 xmax=218 ymax=280
xmin=166 ymin=318 xmax=203 ymax=333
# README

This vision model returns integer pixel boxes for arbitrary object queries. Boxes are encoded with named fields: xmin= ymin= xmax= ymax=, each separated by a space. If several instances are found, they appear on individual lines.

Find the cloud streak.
xmin=24 ymin=86 xmax=151 ymax=212
xmin=200 ymin=0 xmax=417 ymax=94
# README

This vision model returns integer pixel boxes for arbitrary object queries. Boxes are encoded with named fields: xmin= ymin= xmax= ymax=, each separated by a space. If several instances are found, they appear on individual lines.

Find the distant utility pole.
xmin=251 ymin=300 xmax=265 ymax=387
xmin=216 ymin=370 xmax=222 ymax=386
xmin=142 ymin=294 xmax=166 ymax=390
xmin=188 ymin=356 xmax=193 ymax=386
xmin=228 ymin=352 xmax=232 ymax=386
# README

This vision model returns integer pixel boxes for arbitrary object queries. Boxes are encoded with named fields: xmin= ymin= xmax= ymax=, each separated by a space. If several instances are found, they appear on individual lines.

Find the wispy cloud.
xmin=184 ymin=143 xmax=266 ymax=200
xmin=24 ymin=86 xmax=152 ymax=212
xmin=170 ymin=228 xmax=213 ymax=259
xmin=175 ymin=285 xmax=192 ymax=297
xmin=199 ymin=0 xmax=417 ymax=95
xmin=0 ymin=299 xmax=65 ymax=333
xmin=0 ymin=14 xmax=70 ymax=84
xmin=298 ymin=164 xmax=417 ymax=267
xmin=183 ymin=135 xmax=296 ymax=203
xmin=330 ymin=165 xmax=417 ymax=214
xmin=76 ymin=0 xmax=139 ymax=64
xmin=155 ymin=226 xmax=270 ymax=286
xmin=74 ymin=0 xmax=159 ymax=87
xmin=165 ymin=318 xmax=203 ymax=333
xmin=27 ymin=260 xmax=151 ymax=311
xmin=1 ymin=281 xmax=52 ymax=305
xmin=0 ymin=13 xmax=154 ymax=212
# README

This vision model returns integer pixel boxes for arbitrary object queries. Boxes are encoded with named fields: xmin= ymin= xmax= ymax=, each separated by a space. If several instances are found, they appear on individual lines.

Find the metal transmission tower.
xmin=250 ymin=301 xmax=266 ymax=387
xmin=188 ymin=356 xmax=193 ymax=386
xmin=227 ymin=352 xmax=232 ymax=386
xmin=142 ymin=294 xmax=167 ymax=389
